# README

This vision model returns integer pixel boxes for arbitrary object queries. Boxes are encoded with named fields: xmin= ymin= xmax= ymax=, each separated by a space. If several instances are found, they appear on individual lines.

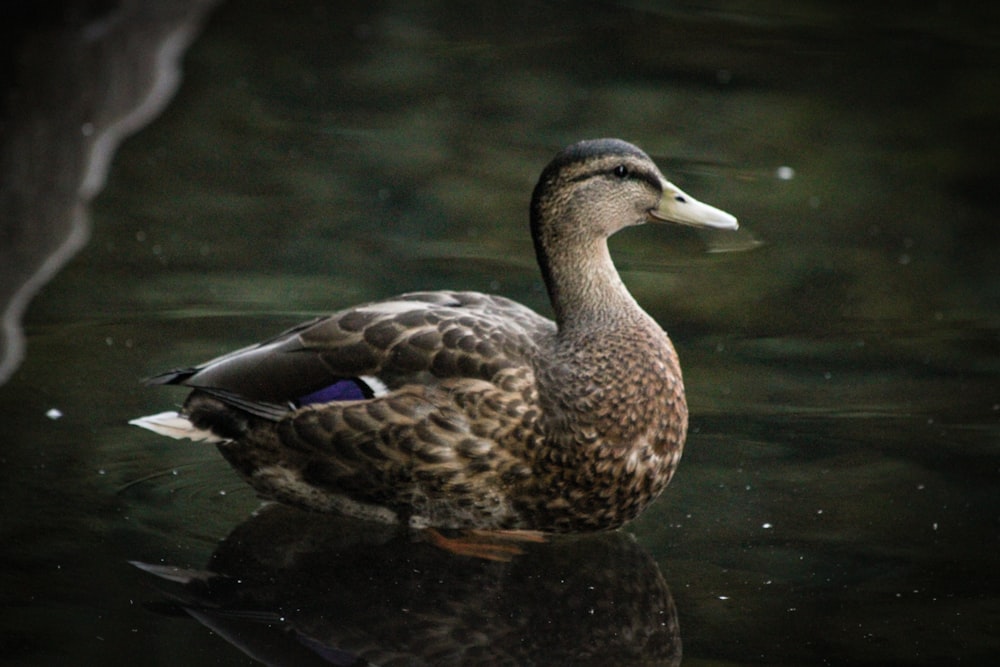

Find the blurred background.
xmin=1 ymin=1 xmax=997 ymax=664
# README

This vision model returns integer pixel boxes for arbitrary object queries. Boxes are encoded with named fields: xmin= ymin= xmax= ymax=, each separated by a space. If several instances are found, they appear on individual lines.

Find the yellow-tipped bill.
xmin=649 ymin=178 xmax=738 ymax=230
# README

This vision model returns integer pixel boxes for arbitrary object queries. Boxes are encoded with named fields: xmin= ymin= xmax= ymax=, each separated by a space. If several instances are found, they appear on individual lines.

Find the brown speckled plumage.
xmin=133 ymin=138 xmax=737 ymax=533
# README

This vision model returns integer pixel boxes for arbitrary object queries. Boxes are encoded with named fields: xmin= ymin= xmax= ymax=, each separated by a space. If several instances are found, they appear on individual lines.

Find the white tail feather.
xmin=129 ymin=411 xmax=226 ymax=443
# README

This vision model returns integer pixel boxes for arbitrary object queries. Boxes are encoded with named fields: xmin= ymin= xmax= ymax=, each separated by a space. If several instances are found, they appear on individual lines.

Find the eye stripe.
xmin=563 ymin=162 xmax=662 ymax=193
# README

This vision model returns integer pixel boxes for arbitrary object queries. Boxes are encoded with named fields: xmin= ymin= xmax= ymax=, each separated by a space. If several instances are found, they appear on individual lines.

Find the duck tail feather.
xmin=129 ymin=411 xmax=227 ymax=443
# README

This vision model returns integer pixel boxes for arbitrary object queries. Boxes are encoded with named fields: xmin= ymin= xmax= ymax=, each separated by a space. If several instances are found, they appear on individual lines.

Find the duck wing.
xmin=147 ymin=291 xmax=555 ymax=408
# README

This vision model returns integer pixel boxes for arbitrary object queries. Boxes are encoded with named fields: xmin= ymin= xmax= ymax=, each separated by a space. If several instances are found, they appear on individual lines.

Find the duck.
xmin=131 ymin=138 xmax=737 ymax=543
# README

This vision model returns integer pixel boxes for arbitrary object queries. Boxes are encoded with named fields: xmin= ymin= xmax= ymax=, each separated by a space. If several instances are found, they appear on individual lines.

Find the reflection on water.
xmin=0 ymin=0 xmax=219 ymax=385
xmin=1 ymin=0 xmax=998 ymax=665
xmin=135 ymin=504 xmax=680 ymax=666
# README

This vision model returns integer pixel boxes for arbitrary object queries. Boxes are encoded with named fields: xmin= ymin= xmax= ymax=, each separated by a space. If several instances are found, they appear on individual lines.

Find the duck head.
xmin=531 ymin=138 xmax=737 ymax=243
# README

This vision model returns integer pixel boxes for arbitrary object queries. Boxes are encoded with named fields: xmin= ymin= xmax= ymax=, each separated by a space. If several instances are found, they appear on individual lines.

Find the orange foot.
xmin=423 ymin=528 xmax=548 ymax=562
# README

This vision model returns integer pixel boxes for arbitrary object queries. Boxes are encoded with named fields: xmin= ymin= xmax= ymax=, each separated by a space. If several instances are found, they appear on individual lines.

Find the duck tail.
xmin=129 ymin=411 xmax=227 ymax=444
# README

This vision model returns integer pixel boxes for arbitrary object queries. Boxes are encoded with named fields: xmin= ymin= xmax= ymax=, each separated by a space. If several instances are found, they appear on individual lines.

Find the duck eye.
xmin=613 ymin=165 xmax=629 ymax=179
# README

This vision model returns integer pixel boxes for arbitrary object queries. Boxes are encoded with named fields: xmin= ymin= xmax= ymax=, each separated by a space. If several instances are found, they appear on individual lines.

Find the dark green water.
xmin=2 ymin=1 xmax=997 ymax=665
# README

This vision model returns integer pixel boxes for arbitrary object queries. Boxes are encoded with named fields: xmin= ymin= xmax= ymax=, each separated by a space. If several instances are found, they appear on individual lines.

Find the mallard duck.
xmin=131 ymin=138 xmax=737 ymax=537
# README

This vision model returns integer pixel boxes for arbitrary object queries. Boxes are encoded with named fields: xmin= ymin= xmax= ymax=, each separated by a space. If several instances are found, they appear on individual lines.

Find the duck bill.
xmin=649 ymin=178 xmax=738 ymax=230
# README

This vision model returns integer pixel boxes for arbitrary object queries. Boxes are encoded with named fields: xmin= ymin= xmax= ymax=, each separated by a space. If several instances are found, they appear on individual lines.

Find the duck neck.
xmin=535 ymin=234 xmax=645 ymax=333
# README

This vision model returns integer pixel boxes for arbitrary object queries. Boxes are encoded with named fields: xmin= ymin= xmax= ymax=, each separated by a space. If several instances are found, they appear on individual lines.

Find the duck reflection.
xmin=136 ymin=504 xmax=681 ymax=666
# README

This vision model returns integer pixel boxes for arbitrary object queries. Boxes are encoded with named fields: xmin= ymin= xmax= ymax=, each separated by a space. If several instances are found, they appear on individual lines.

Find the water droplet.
xmin=46 ymin=408 xmax=63 ymax=420
xmin=775 ymin=165 xmax=795 ymax=180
